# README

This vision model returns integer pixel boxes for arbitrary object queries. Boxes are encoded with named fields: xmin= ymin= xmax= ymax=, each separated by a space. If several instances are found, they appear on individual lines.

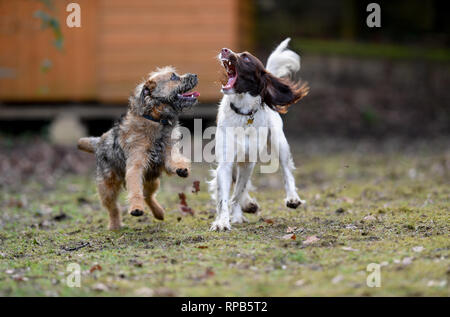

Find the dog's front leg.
xmin=210 ymin=162 xmax=233 ymax=231
xmin=230 ymin=162 xmax=255 ymax=223
xmin=125 ymin=154 xmax=147 ymax=217
xmin=165 ymin=143 xmax=190 ymax=178
xmin=276 ymin=130 xmax=306 ymax=208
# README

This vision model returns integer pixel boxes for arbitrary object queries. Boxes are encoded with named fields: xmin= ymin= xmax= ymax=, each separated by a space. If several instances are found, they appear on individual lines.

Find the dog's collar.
xmin=229 ymin=102 xmax=259 ymax=117
xmin=230 ymin=102 xmax=260 ymax=125
xmin=142 ymin=114 xmax=171 ymax=125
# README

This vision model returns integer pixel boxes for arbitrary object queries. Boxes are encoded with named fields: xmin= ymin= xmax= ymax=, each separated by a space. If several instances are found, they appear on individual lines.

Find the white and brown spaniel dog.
xmin=209 ymin=38 xmax=309 ymax=231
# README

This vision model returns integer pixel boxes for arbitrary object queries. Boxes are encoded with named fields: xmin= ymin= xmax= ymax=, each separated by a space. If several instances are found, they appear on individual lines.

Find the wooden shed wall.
xmin=0 ymin=0 xmax=251 ymax=103
xmin=0 ymin=0 xmax=97 ymax=101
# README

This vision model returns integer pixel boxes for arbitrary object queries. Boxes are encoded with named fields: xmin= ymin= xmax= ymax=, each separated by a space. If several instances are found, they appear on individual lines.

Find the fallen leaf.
xmin=192 ymin=180 xmax=200 ymax=194
xmin=92 ymin=283 xmax=109 ymax=292
xmin=362 ymin=215 xmax=376 ymax=222
xmin=402 ymin=257 xmax=414 ymax=266
xmin=294 ymin=279 xmax=305 ymax=287
xmin=264 ymin=219 xmax=274 ymax=224
xmin=135 ymin=287 xmax=154 ymax=297
xmin=89 ymin=264 xmax=102 ymax=273
xmin=412 ymin=246 xmax=424 ymax=253
xmin=342 ymin=197 xmax=354 ymax=204
xmin=7 ymin=198 xmax=24 ymax=208
xmin=12 ymin=274 xmax=28 ymax=282
xmin=282 ymin=233 xmax=296 ymax=240
xmin=153 ymin=287 xmax=177 ymax=297
xmin=332 ymin=275 xmax=344 ymax=284
xmin=427 ymin=280 xmax=447 ymax=287
xmin=286 ymin=226 xmax=297 ymax=233
xmin=178 ymin=193 xmax=195 ymax=216
xmin=303 ymin=235 xmax=320 ymax=245
xmin=204 ymin=267 xmax=215 ymax=278
xmin=342 ymin=246 xmax=359 ymax=252
xmin=197 ymin=246 xmax=208 ymax=249
xmin=179 ymin=192 xmax=187 ymax=206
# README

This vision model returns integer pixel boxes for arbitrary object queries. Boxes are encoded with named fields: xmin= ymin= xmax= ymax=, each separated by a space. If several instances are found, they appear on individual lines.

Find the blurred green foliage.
xmin=255 ymin=0 xmax=449 ymax=61
xmin=291 ymin=38 xmax=450 ymax=62
xmin=33 ymin=8 xmax=64 ymax=51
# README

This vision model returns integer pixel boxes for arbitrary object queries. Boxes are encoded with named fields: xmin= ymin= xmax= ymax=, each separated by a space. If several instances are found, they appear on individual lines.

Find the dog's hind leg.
xmin=239 ymin=179 xmax=259 ymax=214
xmin=144 ymin=178 xmax=165 ymax=220
xmin=277 ymin=130 xmax=306 ymax=209
xmin=125 ymin=154 xmax=147 ymax=217
xmin=230 ymin=162 xmax=256 ymax=223
xmin=210 ymin=162 xmax=233 ymax=231
xmin=97 ymin=173 xmax=123 ymax=230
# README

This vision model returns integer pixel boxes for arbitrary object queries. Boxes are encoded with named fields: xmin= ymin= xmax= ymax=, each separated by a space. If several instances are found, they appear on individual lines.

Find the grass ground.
xmin=0 ymin=138 xmax=448 ymax=296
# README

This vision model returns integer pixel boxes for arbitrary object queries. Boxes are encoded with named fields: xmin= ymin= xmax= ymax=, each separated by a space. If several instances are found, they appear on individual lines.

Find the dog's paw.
xmin=210 ymin=219 xmax=231 ymax=231
xmin=176 ymin=168 xmax=189 ymax=178
xmin=151 ymin=209 xmax=164 ymax=221
xmin=286 ymin=198 xmax=306 ymax=209
xmin=242 ymin=202 xmax=259 ymax=214
xmin=108 ymin=222 xmax=122 ymax=231
xmin=231 ymin=214 xmax=248 ymax=224
xmin=130 ymin=209 xmax=144 ymax=217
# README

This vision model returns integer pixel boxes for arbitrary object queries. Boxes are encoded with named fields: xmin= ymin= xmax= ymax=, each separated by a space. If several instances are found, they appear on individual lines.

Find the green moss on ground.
xmin=0 ymin=140 xmax=448 ymax=296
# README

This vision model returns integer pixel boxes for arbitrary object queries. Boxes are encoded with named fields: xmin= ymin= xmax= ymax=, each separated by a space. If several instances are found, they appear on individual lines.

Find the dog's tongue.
xmin=224 ymin=74 xmax=237 ymax=89
xmin=181 ymin=91 xmax=200 ymax=98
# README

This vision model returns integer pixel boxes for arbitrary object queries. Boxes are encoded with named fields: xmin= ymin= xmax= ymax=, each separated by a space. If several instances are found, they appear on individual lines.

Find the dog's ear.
xmin=140 ymin=80 xmax=157 ymax=105
xmin=262 ymin=72 xmax=309 ymax=114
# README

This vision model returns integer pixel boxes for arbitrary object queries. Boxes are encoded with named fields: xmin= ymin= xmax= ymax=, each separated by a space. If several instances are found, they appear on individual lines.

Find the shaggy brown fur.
xmin=78 ymin=66 xmax=199 ymax=230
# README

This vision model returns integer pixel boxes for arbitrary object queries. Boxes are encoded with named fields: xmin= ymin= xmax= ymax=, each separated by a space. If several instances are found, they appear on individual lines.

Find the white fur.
xmin=209 ymin=38 xmax=305 ymax=231
xmin=266 ymin=38 xmax=300 ymax=79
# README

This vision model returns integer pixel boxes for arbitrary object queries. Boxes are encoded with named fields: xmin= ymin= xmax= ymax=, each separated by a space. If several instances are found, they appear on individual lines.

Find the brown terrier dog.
xmin=78 ymin=66 xmax=199 ymax=230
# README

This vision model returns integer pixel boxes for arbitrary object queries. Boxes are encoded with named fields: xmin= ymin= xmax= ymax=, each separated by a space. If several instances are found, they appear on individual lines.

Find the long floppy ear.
xmin=262 ymin=73 xmax=309 ymax=114
xmin=140 ymin=80 xmax=157 ymax=105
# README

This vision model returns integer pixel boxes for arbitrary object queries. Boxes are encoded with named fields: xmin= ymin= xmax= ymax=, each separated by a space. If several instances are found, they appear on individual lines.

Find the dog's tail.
xmin=77 ymin=137 xmax=100 ymax=154
xmin=266 ymin=38 xmax=300 ymax=79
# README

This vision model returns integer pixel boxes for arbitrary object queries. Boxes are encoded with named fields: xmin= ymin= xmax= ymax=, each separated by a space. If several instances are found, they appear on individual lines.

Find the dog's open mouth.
xmin=221 ymin=58 xmax=237 ymax=92
xmin=177 ymin=91 xmax=200 ymax=100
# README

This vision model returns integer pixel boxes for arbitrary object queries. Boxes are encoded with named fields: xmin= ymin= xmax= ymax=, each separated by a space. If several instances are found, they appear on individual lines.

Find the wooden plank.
xmin=97 ymin=0 xmax=242 ymax=102
xmin=0 ymin=104 xmax=217 ymax=119
xmin=0 ymin=0 xmax=98 ymax=101
xmin=0 ymin=0 xmax=252 ymax=103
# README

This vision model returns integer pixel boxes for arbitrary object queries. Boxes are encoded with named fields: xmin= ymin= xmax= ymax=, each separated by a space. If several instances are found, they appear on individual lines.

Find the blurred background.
xmin=0 ymin=0 xmax=449 ymax=186
xmin=0 ymin=0 xmax=449 ymax=137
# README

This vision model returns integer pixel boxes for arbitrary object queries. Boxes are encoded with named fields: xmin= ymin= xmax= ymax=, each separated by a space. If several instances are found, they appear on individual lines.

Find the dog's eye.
xmin=170 ymin=73 xmax=179 ymax=81
xmin=242 ymin=54 xmax=250 ymax=62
